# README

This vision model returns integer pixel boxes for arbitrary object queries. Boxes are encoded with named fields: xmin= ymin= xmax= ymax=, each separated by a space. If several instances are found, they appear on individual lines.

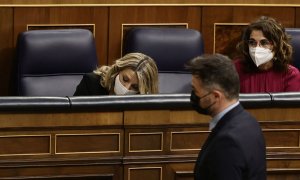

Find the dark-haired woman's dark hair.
xmin=236 ymin=16 xmax=293 ymax=73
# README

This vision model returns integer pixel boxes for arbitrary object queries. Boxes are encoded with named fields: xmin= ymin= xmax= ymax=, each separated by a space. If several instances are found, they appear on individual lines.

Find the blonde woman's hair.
xmin=94 ymin=52 xmax=159 ymax=94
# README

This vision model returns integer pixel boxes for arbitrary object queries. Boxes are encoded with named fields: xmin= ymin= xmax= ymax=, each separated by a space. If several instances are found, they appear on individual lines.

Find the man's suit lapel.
xmin=194 ymin=104 xmax=244 ymax=174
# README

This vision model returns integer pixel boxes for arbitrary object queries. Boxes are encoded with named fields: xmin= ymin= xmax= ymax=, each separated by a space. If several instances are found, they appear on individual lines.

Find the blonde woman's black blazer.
xmin=73 ymin=73 xmax=109 ymax=96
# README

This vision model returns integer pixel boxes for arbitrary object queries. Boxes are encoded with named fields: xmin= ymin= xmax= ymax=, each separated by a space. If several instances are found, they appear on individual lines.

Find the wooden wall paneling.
xmin=0 ymin=164 xmax=122 ymax=179
xmin=248 ymin=108 xmax=300 ymax=155
xmin=13 ymin=7 xmax=109 ymax=66
xmin=296 ymin=8 xmax=300 ymax=27
xmin=201 ymin=6 xmax=295 ymax=56
xmin=49 ymin=7 xmax=109 ymax=66
xmin=170 ymin=110 xmax=210 ymax=124
xmin=267 ymin=158 xmax=300 ymax=180
xmin=108 ymin=6 xmax=201 ymax=64
xmin=165 ymin=163 xmax=194 ymax=180
xmin=55 ymin=131 xmax=122 ymax=155
xmin=14 ymin=8 xmax=50 ymax=43
xmin=0 ymin=105 xmax=300 ymax=178
xmin=248 ymin=108 xmax=300 ymax=121
xmin=0 ymin=112 xmax=123 ymax=128
xmin=122 ymin=107 xmax=300 ymax=179
xmin=0 ymin=8 xmax=14 ymax=96
xmin=264 ymin=130 xmax=300 ymax=152
xmin=169 ymin=128 xmax=208 ymax=154
xmin=124 ymin=110 xmax=209 ymax=125
xmin=0 ymin=134 xmax=50 ymax=156
xmin=124 ymin=110 xmax=171 ymax=125
xmin=0 ymin=132 xmax=123 ymax=159
xmin=124 ymin=128 xmax=165 ymax=157
xmin=1 ymin=0 xmax=300 ymax=5
xmin=0 ymin=111 xmax=124 ymax=179
xmin=127 ymin=131 xmax=163 ymax=153
xmin=124 ymin=164 xmax=163 ymax=180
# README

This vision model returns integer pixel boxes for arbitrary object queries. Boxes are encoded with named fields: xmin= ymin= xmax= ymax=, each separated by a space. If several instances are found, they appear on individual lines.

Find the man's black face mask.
xmin=190 ymin=90 xmax=215 ymax=115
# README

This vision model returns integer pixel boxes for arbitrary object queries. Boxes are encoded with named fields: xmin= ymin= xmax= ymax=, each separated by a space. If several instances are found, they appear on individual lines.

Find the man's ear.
xmin=212 ymin=90 xmax=223 ymax=100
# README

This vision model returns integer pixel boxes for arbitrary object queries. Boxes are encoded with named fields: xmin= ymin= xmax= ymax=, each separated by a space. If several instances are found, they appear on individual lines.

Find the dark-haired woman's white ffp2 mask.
xmin=249 ymin=47 xmax=274 ymax=67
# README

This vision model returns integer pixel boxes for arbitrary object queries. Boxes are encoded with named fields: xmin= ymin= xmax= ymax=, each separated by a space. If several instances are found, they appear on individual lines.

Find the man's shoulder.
xmin=222 ymin=105 xmax=260 ymax=132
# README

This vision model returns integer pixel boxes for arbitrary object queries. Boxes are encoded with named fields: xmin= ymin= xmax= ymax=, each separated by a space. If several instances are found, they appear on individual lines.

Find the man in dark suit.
xmin=186 ymin=54 xmax=266 ymax=180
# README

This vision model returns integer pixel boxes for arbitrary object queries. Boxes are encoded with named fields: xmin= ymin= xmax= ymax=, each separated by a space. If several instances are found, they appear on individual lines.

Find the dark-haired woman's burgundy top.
xmin=234 ymin=60 xmax=300 ymax=93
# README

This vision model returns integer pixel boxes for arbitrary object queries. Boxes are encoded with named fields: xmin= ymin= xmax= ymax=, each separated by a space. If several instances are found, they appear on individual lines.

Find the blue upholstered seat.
xmin=16 ymin=29 xmax=98 ymax=96
xmin=123 ymin=27 xmax=204 ymax=93
xmin=286 ymin=28 xmax=300 ymax=69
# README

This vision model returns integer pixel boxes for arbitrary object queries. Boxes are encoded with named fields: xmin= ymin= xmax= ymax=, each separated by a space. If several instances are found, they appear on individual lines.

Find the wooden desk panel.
xmin=0 ymin=110 xmax=124 ymax=179
xmin=0 ymin=96 xmax=299 ymax=179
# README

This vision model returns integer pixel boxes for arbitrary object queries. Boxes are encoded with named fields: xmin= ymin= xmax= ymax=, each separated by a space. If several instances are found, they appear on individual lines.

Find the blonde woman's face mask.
xmin=114 ymin=68 xmax=139 ymax=95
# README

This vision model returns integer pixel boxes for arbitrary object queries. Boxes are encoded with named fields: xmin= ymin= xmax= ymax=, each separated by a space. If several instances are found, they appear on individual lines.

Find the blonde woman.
xmin=74 ymin=52 xmax=159 ymax=95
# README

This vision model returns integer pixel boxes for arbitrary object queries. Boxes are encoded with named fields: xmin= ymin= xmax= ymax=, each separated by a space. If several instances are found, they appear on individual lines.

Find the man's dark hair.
xmin=185 ymin=53 xmax=240 ymax=99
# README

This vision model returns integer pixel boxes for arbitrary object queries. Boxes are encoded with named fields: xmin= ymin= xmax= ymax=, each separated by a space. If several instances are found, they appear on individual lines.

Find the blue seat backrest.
xmin=123 ymin=27 xmax=204 ymax=93
xmin=286 ymin=28 xmax=300 ymax=69
xmin=16 ymin=29 xmax=98 ymax=96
